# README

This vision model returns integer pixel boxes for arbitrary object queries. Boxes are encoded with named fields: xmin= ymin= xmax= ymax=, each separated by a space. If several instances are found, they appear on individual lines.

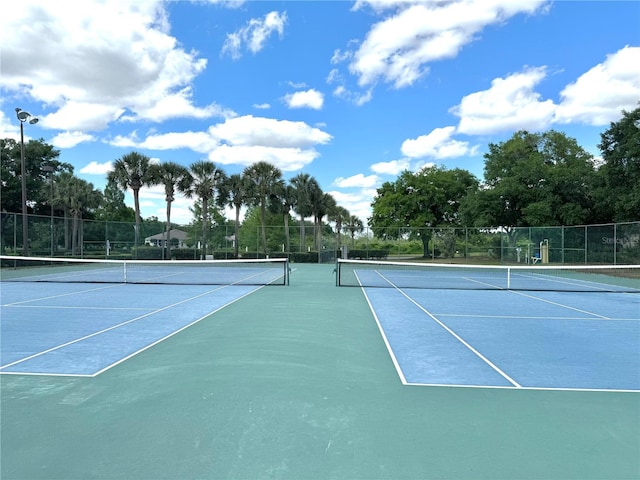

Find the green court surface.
xmin=1 ymin=264 xmax=638 ymax=479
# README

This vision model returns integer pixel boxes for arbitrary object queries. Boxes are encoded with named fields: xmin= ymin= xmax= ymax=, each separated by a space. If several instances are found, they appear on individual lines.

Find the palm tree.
xmin=52 ymin=172 xmax=74 ymax=251
xmin=219 ymin=173 xmax=250 ymax=258
xmin=306 ymin=179 xmax=324 ymax=249
xmin=243 ymin=161 xmax=282 ymax=256
xmin=149 ymin=161 xmax=192 ymax=259
xmin=108 ymin=152 xmax=154 ymax=248
xmin=311 ymin=190 xmax=336 ymax=251
xmin=185 ymin=161 xmax=226 ymax=259
xmin=344 ymin=215 xmax=364 ymax=246
xmin=328 ymin=205 xmax=350 ymax=250
xmin=54 ymin=174 xmax=102 ymax=255
xmin=270 ymin=180 xmax=296 ymax=254
xmin=290 ymin=173 xmax=314 ymax=252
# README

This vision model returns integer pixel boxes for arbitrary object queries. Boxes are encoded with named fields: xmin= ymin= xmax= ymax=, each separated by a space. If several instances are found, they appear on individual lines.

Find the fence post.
xmin=613 ymin=223 xmax=617 ymax=265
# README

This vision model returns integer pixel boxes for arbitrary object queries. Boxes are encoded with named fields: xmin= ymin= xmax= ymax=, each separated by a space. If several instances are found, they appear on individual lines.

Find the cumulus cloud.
xmin=51 ymin=131 xmax=97 ymax=149
xmin=327 ymin=189 xmax=377 ymax=224
xmin=333 ymin=174 xmax=379 ymax=188
xmin=555 ymin=46 xmax=640 ymax=125
xmin=208 ymin=145 xmax=320 ymax=171
xmin=79 ymin=161 xmax=113 ymax=175
xmin=107 ymin=115 xmax=332 ymax=173
xmin=205 ymin=116 xmax=331 ymax=170
xmin=208 ymin=115 xmax=331 ymax=148
xmin=344 ymin=0 xmax=549 ymax=89
xmin=0 ymin=0 xmax=220 ymax=139
xmin=370 ymin=158 xmax=411 ymax=175
xmin=449 ymin=46 xmax=640 ymax=136
xmin=452 ymin=66 xmax=556 ymax=135
xmin=109 ymin=130 xmax=218 ymax=153
xmin=284 ymin=89 xmax=324 ymax=110
xmin=402 ymin=126 xmax=479 ymax=159
xmin=221 ymin=11 xmax=287 ymax=59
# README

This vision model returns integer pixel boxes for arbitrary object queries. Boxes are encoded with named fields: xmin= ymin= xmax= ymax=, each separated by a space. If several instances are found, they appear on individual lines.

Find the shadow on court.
xmin=1 ymin=264 xmax=638 ymax=479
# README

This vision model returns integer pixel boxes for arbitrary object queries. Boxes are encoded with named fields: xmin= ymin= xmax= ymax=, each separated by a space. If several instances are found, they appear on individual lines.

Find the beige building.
xmin=144 ymin=229 xmax=189 ymax=248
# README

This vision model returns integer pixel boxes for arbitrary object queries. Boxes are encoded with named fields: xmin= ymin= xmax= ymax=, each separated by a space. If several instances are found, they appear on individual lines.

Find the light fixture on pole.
xmin=15 ymin=108 xmax=39 ymax=256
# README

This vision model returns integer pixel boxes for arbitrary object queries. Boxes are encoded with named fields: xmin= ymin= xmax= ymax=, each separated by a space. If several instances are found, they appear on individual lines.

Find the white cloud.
xmin=0 ymin=0 xmax=219 ymax=133
xmin=345 ymin=0 xmax=548 ymax=89
xmin=333 ymin=174 xmax=379 ymax=188
xmin=79 ymin=161 xmax=113 ymax=175
xmin=51 ymin=131 xmax=97 ymax=149
xmin=452 ymin=66 xmax=556 ymax=135
xmin=327 ymin=189 xmax=377 ymax=224
xmin=284 ymin=89 xmax=324 ymax=110
xmin=401 ymin=126 xmax=479 ymax=159
xmin=332 ymin=85 xmax=373 ymax=106
xmin=555 ymin=46 xmax=640 ymax=125
xmin=208 ymin=145 xmax=319 ymax=172
xmin=106 ymin=115 xmax=332 ymax=173
xmin=451 ymin=47 xmax=640 ymax=134
xmin=41 ymin=102 xmax=126 ymax=132
xmin=208 ymin=115 xmax=332 ymax=148
xmin=221 ymin=11 xmax=287 ymax=59
xmin=370 ymin=158 xmax=410 ymax=175
xmin=253 ymin=103 xmax=271 ymax=110
xmin=130 ymin=87 xmax=236 ymax=122
xmin=108 ymin=130 xmax=216 ymax=153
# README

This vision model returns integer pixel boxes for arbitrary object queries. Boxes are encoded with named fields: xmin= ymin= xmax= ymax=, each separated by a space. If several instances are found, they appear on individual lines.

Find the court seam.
xmin=0 ymin=284 xmax=252 ymax=374
xmin=371 ymin=270 xmax=522 ymax=388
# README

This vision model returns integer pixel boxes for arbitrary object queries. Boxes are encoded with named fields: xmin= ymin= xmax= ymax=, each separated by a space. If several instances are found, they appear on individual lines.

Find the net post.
xmin=507 ymin=267 xmax=511 ymax=289
xmin=285 ymin=258 xmax=290 ymax=286
xmin=123 ymin=261 xmax=127 ymax=283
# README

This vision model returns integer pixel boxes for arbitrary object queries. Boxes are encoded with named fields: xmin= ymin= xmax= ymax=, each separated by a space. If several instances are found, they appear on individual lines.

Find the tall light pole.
xmin=16 ymin=108 xmax=39 ymax=256
xmin=43 ymin=165 xmax=55 ymax=257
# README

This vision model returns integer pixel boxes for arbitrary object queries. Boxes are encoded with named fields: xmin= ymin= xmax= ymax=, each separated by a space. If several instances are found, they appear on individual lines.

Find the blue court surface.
xmin=2 ymin=269 xmax=639 ymax=391
xmin=0 ymin=282 xmax=263 ymax=376
xmin=362 ymin=285 xmax=640 ymax=391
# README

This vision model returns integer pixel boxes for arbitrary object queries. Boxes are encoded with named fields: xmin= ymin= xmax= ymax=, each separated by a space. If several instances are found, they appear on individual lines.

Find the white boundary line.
xmin=361 ymin=271 xmax=640 ymax=392
xmin=509 ymin=290 xmax=612 ymax=319
xmin=91 ymin=285 xmax=264 ymax=377
xmin=374 ymin=271 xmax=522 ymax=388
xmin=1 ymin=283 xmax=125 ymax=307
xmin=0 ymin=284 xmax=263 ymax=377
xmin=356 ymin=271 xmax=407 ymax=384
xmin=403 ymin=382 xmax=640 ymax=393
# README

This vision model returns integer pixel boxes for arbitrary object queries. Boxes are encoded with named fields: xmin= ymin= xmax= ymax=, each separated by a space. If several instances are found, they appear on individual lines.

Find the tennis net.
xmin=0 ymin=256 xmax=289 ymax=286
xmin=336 ymin=259 xmax=640 ymax=293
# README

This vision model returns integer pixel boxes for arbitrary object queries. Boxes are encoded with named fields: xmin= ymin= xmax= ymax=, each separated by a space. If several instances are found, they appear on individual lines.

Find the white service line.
xmin=0 ymin=284 xmax=235 ymax=371
xmin=374 ymin=270 xmax=522 ymax=388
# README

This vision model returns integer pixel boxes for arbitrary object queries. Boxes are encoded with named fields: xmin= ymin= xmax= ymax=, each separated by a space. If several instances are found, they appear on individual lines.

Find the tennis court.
xmin=1 ymin=258 xmax=639 ymax=479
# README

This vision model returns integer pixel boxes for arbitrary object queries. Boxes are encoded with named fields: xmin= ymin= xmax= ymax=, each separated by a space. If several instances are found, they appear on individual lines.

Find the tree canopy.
xmin=463 ymin=130 xmax=597 ymax=227
xmin=370 ymin=166 xmax=478 ymax=256
xmin=595 ymin=106 xmax=640 ymax=222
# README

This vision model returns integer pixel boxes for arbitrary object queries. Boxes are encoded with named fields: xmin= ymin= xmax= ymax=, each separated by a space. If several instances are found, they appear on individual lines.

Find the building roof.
xmin=145 ymin=229 xmax=189 ymax=241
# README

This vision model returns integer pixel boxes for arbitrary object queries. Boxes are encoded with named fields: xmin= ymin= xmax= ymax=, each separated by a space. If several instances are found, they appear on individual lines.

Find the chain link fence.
xmin=1 ymin=212 xmax=638 ymax=265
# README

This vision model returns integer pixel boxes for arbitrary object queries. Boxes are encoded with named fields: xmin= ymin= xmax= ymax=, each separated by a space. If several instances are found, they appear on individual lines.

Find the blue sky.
xmin=1 ymin=0 xmax=639 ymax=225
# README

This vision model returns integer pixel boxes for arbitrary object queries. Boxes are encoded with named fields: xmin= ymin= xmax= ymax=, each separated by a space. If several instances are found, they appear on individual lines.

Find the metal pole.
xmin=19 ymin=121 xmax=29 ymax=256
xmin=43 ymin=165 xmax=55 ymax=257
